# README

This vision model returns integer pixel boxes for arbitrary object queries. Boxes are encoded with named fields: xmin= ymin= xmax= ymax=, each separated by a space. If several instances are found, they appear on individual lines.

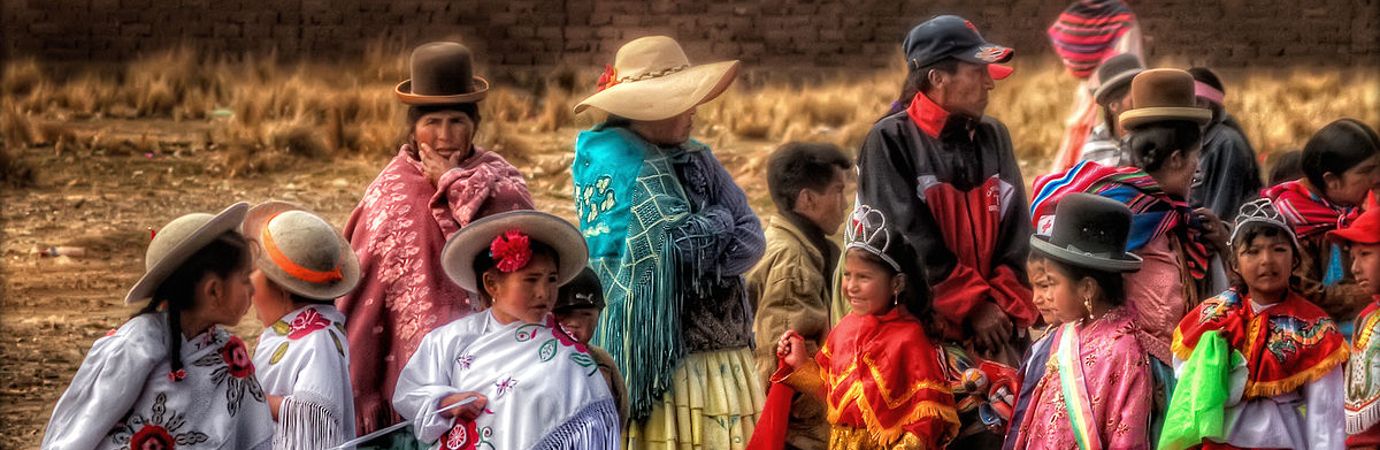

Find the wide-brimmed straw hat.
xmin=395 ymin=41 xmax=490 ymax=105
xmin=125 ymin=202 xmax=249 ymax=304
xmin=244 ymin=201 xmax=360 ymax=300
xmin=1118 ymin=68 xmax=1212 ymax=130
xmin=1030 ymin=193 xmax=1143 ymax=273
xmin=573 ymin=35 xmax=740 ymax=121
xmin=441 ymin=210 xmax=588 ymax=295
xmin=1092 ymin=53 xmax=1144 ymax=105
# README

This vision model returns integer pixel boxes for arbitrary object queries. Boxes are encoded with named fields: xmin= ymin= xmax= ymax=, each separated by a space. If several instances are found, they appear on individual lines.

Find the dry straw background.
xmin=3 ymin=41 xmax=1377 ymax=202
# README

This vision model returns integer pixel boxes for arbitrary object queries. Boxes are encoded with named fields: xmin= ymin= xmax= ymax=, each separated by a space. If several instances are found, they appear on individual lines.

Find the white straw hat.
xmin=125 ymin=203 xmax=249 ymax=304
xmin=244 ymin=201 xmax=360 ymax=300
xmin=574 ymin=35 xmax=740 ymax=121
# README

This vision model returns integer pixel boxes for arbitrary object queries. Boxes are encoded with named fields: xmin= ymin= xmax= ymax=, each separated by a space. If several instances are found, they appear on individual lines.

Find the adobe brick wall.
xmin=3 ymin=0 xmax=1376 ymax=71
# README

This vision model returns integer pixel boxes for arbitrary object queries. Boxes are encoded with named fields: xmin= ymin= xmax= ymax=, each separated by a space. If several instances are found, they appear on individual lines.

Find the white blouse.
xmin=253 ymin=305 xmax=356 ymax=449
xmin=44 ymin=312 xmax=274 ymax=450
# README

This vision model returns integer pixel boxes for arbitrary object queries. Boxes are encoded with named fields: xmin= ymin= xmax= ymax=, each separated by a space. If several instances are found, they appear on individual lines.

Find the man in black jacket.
xmin=857 ymin=15 xmax=1036 ymax=366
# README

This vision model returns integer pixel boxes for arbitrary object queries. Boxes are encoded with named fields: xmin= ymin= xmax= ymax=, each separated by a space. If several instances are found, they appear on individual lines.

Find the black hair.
xmin=1301 ymin=119 xmax=1380 ymax=194
xmin=767 ymin=142 xmax=852 ymax=212
xmin=844 ymin=242 xmax=937 ymax=338
xmin=1047 ymin=259 xmax=1126 ymax=307
xmin=1228 ymin=220 xmax=1302 ymax=295
xmin=1187 ymin=67 xmax=1225 ymax=94
xmin=895 ymin=57 xmax=961 ymax=106
xmin=133 ymin=232 xmax=251 ymax=377
xmin=471 ymin=238 xmax=559 ymax=306
xmin=402 ymin=103 xmax=483 ymax=148
xmin=1267 ymin=149 xmax=1305 ymax=187
xmin=1125 ymin=120 xmax=1203 ymax=173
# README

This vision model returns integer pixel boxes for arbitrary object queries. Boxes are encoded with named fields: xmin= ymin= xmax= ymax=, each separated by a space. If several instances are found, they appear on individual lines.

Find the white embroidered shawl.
xmin=254 ymin=305 xmax=356 ymax=449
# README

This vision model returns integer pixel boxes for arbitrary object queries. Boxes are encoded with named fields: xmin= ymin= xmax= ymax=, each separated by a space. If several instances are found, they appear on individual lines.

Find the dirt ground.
xmin=0 ymin=118 xmax=791 ymax=448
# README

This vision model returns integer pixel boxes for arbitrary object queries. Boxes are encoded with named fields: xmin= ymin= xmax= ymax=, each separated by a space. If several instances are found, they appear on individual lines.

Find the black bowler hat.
xmin=1030 ymin=193 xmax=1143 ymax=273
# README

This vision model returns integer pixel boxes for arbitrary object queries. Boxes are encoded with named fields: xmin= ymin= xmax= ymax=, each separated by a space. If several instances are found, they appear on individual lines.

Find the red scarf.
xmin=1173 ymin=288 xmax=1349 ymax=399
xmin=1262 ymin=180 xmax=1362 ymax=238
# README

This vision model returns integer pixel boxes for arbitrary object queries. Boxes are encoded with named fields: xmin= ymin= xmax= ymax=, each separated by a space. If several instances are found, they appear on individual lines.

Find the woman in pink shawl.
xmin=337 ymin=41 xmax=533 ymax=434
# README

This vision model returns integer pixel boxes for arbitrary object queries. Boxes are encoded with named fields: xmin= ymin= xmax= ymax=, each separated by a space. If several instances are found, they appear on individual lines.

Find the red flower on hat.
xmin=490 ymin=229 xmax=532 ymax=273
xmin=287 ymin=308 xmax=330 ymax=340
xmin=129 ymin=424 xmax=175 ymax=450
xmin=596 ymin=64 xmax=620 ymax=92
xmin=218 ymin=336 xmax=255 ymax=379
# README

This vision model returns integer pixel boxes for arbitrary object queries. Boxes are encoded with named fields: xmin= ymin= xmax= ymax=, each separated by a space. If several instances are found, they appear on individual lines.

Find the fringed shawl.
xmin=1172 ymin=289 xmax=1349 ymax=399
xmin=573 ymin=126 xmax=695 ymax=421
xmin=1348 ymin=299 xmax=1380 ymax=434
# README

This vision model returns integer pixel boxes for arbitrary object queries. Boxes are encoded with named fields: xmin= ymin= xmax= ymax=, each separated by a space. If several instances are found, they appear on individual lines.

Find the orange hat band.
xmin=260 ymin=218 xmax=343 ymax=284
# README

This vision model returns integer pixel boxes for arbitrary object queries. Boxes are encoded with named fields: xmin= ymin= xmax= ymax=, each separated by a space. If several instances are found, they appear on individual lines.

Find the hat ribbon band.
xmin=1064 ymin=244 xmax=1120 ymax=260
xmin=617 ymin=64 xmax=690 ymax=84
xmin=261 ymin=225 xmax=343 ymax=284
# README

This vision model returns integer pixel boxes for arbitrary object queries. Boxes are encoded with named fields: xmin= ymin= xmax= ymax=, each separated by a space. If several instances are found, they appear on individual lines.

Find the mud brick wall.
xmin=3 ymin=0 xmax=1377 ymax=70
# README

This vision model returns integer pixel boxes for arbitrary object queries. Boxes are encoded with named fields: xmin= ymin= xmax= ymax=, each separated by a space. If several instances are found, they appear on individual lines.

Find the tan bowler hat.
xmin=244 ymin=201 xmax=360 ymax=301
xmin=395 ymin=41 xmax=491 ymax=106
xmin=1118 ymin=68 xmax=1212 ymax=130
xmin=125 ymin=203 xmax=249 ymax=304
xmin=574 ymin=36 xmax=740 ymax=121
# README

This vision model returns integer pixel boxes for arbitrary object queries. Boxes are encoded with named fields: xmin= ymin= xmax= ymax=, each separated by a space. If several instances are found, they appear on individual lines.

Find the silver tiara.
xmin=1230 ymin=198 xmax=1298 ymax=247
xmin=844 ymin=206 xmax=903 ymax=272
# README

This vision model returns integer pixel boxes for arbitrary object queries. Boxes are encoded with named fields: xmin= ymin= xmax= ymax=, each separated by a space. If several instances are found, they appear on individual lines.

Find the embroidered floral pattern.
xmin=548 ymin=316 xmax=588 ymax=354
xmin=287 ymin=307 xmax=331 ymax=340
xmin=456 ymin=353 xmax=475 ymax=370
xmin=495 ymin=377 xmax=518 ymax=398
xmin=109 ymin=393 xmax=210 ymax=449
xmin=193 ymin=335 xmax=265 ymax=416
xmin=1267 ymin=316 xmax=1338 ymax=364
xmin=443 ymin=418 xmax=495 ymax=450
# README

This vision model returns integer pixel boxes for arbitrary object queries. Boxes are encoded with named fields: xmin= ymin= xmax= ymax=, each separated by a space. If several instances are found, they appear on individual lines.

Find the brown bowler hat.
xmin=395 ymin=42 xmax=490 ymax=105
xmin=1118 ymin=68 xmax=1212 ymax=130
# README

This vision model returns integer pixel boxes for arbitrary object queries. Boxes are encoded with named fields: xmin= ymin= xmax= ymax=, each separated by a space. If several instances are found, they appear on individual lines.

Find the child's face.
xmin=248 ymin=268 xmax=281 ymax=327
xmin=1352 ymin=243 xmax=1380 ymax=295
xmin=556 ymin=307 xmax=600 ymax=343
xmin=195 ymin=255 xmax=255 ymax=328
xmin=1234 ymin=233 xmax=1294 ymax=299
xmin=1027 ymin=258 xmax=1059 ymax=325
xmin=1044 ymin=264 xmax=1090 ymax=324
xmin=485 ymin=253 xmax=560 ymax=324
xmin=842 ymin=250 xmax=899 ymax=317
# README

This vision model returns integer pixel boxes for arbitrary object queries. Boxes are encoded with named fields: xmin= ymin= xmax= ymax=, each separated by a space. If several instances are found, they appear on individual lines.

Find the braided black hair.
xmin=132 ymin=232 xmax=250 ymax=377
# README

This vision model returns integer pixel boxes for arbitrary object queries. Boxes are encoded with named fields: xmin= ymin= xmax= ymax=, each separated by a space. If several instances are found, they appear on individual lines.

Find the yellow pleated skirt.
xmin=626 ymin=347 xmax=765 ymax=450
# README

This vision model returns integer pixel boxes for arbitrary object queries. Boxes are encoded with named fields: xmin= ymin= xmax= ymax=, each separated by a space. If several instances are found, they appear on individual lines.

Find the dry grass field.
xmin=0 ymin=43 xmax=1376 ymax=446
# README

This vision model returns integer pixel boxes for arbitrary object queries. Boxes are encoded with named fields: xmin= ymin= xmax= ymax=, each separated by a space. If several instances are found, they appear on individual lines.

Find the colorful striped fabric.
xmin=1262 ymin=180 xmax=1362 ymax=238
xmin=1047 ymin=0 xmax=1137 ymax=78
xmin=1032 ymin=160 xmax=1210 ymax=280
xmin=1054 ymin=323 xmax=1103 ymax=450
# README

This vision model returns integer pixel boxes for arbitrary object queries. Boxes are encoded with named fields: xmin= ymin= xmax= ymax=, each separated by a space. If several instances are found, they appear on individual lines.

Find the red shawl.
xmin=337 ymin=145 xmax=533 ymax=433
xmin=1262 ymin=180 xmax=1362 ymax=239
xmin=787 ymin=308 xmax=959 ymax=446
xmin=1172 ymin=288 xmax=1349 ymax=399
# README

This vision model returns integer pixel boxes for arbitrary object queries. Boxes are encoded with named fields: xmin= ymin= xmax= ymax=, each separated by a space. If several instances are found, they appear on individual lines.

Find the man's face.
xmin=932 ymin=61 xmax=995 ymax=118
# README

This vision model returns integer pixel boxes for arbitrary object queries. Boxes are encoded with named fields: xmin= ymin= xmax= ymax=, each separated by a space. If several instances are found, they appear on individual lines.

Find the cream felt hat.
xmin=441 ymin=210 xmax=588 ymax=295
xmin=244 ymin=201 xmax=360 ymax=300
xmin=125 ymin=203 xmax=249 ymax=304
xmin=574 ymin=35 xmax=740 ymax=121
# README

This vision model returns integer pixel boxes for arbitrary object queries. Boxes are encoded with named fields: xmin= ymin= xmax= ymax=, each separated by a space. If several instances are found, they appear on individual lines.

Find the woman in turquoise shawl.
xmin=571 ymin=35 xmax=766 ymax=449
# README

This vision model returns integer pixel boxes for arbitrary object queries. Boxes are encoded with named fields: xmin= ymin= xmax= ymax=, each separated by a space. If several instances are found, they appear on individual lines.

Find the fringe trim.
xmin=531 ymin=398 xmax=621 ymax=450
xmin=1349 ymin=399 xmax=1380 ymax=435
xmin=272 ymin=391 xmax=347 ymax=449
xmin=594 ymin=195 xmax=688 ymax=422
xmin=1244 ymin=345 xmax=1350 ymax=399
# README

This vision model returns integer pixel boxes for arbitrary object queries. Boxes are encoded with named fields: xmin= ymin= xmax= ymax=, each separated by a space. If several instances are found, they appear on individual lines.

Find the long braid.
xmin=137 ymin=232 xmax=249 ymax=379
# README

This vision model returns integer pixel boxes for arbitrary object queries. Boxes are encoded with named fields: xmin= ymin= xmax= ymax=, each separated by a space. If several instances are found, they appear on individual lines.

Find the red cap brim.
xmin=988 ymin=63 xmax=1014 ymax=80
xmin=1329 ymin=209 xmax=1380 ymax=245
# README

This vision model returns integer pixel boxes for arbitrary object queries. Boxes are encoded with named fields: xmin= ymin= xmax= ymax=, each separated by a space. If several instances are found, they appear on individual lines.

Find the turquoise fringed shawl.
xmin=572 ymin=126 xmax=701 ymax=421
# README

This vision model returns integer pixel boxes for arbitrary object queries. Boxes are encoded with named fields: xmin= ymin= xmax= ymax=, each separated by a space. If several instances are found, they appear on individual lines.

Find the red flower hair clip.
xmin=595 ymin=65 xmax=620 ymax=92
xmin=490 ymin=229 xmax=532 ymax=273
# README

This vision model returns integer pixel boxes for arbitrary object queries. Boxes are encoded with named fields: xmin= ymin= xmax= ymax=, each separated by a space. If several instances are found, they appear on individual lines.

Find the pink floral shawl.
xmin=337 ymin=145 xmax=532 ymax=433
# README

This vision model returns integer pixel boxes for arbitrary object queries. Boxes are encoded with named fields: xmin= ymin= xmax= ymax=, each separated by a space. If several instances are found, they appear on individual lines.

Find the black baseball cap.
xmin=903 ymin=15 xmax=1014 ymax=80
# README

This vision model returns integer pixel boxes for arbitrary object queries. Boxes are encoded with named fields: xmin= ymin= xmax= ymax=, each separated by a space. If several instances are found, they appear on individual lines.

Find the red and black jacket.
xmin=857 ymin=92 xmax=1037 ymax=340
